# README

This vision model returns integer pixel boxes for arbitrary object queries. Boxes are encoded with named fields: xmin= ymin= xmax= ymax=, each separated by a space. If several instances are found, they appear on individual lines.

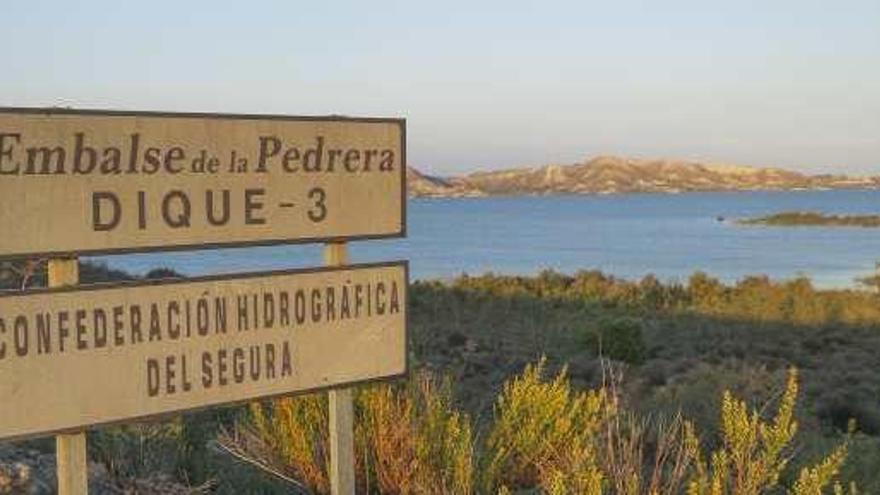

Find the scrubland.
xmin=2 ymin=263 xmax=879 ymax=494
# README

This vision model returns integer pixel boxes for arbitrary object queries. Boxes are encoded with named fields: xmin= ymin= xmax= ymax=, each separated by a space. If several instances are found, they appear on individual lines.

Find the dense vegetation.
xmin=2 ymin=262 xmax=879 ymax=493
xmin=739 ymin=211 xmax=880 ymax=227
xmin=218 ymin=361 xmax=853 ymax=495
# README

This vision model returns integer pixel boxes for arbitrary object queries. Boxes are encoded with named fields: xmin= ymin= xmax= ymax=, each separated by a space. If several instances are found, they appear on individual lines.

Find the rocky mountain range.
xmin=407 ymin=155 xmax=880 ymax=198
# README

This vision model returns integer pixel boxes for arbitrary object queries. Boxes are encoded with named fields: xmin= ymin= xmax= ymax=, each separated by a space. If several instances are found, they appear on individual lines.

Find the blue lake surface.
xmin=92 ymin=190 xmax=880 ymax=289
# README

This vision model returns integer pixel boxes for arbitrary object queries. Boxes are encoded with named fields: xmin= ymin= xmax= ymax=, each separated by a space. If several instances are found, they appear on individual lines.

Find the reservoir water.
xmin=94 ymin=189 xmax=880 ymax=289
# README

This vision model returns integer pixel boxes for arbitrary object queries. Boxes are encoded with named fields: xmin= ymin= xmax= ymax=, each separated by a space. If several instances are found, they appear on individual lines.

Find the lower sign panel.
xmin=0 ymin=261 xmax=407 ymax=441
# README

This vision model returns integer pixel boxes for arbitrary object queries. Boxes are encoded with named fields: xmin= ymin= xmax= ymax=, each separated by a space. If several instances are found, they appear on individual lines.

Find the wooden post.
xmin=48 ymin=258 xmax=88 ymax=495
xmin=324 ymin=243 xmax=355 ymax=495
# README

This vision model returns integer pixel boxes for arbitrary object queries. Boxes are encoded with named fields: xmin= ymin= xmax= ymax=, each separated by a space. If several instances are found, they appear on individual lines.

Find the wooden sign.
xmin=0 ymin=108 xmax=405 ymax=259
xmin=0 ymin=261 xmax=407 ymax=441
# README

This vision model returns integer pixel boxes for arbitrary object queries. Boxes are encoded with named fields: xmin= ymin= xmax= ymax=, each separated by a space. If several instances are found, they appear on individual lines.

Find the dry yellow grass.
xmin=220 ymin=363 xmax=853 ymax=494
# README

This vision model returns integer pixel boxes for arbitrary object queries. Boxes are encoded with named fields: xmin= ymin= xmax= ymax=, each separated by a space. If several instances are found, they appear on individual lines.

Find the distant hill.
xmin=406 ymin=167 xmax=485 ymax=197
xmin=408 ymin=156 xmax=880 ymax=197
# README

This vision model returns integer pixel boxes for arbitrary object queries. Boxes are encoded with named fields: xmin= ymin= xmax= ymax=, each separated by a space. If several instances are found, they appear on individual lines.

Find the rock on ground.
xmin=0 ymin=446 xmax=199 ymax=494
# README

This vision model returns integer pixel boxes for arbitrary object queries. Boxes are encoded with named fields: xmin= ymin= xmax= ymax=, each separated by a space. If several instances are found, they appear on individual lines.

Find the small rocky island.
xmin=740 ymin=211 xmax=880 ymax=227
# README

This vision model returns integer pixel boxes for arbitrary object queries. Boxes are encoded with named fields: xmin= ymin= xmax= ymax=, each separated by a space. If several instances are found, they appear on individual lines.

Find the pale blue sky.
xmin=3 ymin=0 xmax=878 ymax=175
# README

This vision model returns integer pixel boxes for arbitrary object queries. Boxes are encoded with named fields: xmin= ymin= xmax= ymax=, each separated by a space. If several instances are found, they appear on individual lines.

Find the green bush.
xmin=581 ymin=316 xmax=647 ymax=364
xmin=90 ymin=420 xmax=187 ymax=482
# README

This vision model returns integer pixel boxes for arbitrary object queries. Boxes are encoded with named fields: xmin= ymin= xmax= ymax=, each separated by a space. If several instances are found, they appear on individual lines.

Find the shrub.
xmin=221 ymin=394 xmax=329 ymax=493
xmin=792 ymin=441 xmax=848 ymax=495
xmin=688 ymin=272 xmax=726 ymax=311
xmin=144 ymin=267 xmax=185 ymax=279
xmin=90 ymin=419 xmax=188 ymax=483
xmin=687 ymin=368 xmax=851 ymax=495
xmin=480 ymin=358 xmax=612 ymax=494
xmin=215 ymin=361 xmax=857 ymax=495
xmin=359 ymin=374 xmax=473 ymax=494
xmin=582 ymin=316 xmax=647 ymax=364
xmin=221 ymin=374 xmax=473 ymax=494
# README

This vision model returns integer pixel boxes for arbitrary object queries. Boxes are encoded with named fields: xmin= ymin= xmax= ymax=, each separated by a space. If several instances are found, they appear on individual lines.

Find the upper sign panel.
xmin=0 ymin=108 xmax=406 ymax=258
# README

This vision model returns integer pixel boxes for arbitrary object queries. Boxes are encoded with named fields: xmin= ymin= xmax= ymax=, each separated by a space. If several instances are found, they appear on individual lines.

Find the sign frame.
xmin=0 ymin=107 xmax=407 ymax=260
xmin=0 ymin=259 xmax=409 ymax=443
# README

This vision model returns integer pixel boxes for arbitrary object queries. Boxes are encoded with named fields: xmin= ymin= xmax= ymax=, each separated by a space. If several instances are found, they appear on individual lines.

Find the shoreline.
xmin=408 ymin=186 xmax=880 ymax=200
xmin=65 ymin=259 xmax=879 ymax=294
